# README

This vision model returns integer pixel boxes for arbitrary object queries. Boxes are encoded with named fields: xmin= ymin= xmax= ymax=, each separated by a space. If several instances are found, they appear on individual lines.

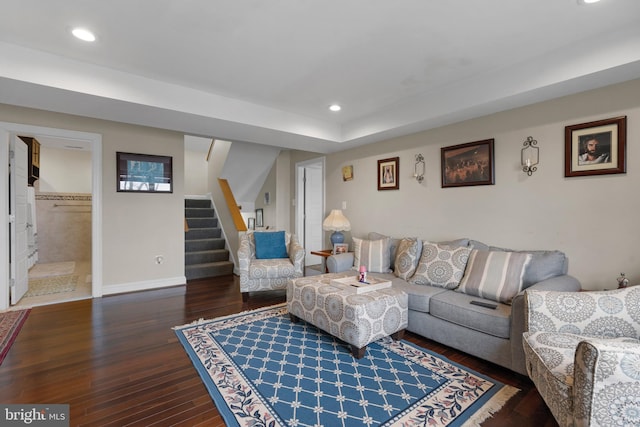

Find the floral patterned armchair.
xmin=523 ymin=287 xmax=640 ymax=427
xmin=238 ymin=231 xmax=305 ymax=302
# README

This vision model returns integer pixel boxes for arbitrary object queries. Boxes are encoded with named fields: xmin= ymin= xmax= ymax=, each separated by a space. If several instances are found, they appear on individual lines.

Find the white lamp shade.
xmin=322 ymin=209 xmax=351 ymax=231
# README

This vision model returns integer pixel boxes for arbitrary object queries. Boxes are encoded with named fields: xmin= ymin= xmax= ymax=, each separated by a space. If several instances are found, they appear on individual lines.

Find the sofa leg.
xmin=242 ymin=292 xmax=249 ymax=302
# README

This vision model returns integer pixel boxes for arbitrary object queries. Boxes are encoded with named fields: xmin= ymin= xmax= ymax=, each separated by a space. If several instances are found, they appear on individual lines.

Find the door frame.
xmin=295 ymin=157 xmax=325 ymax=265
xmin=0 ymin=122 xmax=103 ymax=310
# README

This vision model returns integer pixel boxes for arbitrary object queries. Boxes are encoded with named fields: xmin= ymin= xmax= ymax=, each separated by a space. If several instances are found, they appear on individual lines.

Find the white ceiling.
xmin=1 ymin=0 xmax=640 ymax=154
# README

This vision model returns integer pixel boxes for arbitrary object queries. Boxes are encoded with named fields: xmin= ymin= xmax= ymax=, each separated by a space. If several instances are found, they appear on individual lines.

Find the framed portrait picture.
xmin=565 ymin=116 xmax=626 ymax=177
xmin=333 ymin=243 xmax=349 ymax=254
xmin=116 ymin=152 xmax=173 ymax=193
xmin=255 ymin=208 xmax=264 ymax=227
xmin=378 ymin=157 xmax=399 ymax=190
xmin=441 ymin=139 xmax=494 ymax=188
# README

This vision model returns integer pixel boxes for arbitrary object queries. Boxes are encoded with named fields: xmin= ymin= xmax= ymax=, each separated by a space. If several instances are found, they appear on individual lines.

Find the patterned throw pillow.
xmin=394 ymin=238 xmax=423 ymax=280
xmin=409 ymin=242 xmax=471 ymax=289
xmin=352 ymin=237 xmax=392 ymax=273
xmin=456 ymin=249 xmax=532 ymax=304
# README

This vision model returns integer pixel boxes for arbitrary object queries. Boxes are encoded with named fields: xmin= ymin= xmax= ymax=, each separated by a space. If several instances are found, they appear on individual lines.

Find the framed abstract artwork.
xmin=116 ymin=152 xmax=173 ymax=193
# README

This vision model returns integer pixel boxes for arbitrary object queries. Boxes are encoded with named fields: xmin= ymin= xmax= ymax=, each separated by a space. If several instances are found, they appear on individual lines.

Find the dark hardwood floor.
xmin=0 ymin=275 xmax=558 ymax=426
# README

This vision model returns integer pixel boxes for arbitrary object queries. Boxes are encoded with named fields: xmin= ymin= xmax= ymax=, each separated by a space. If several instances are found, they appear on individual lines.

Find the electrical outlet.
xmin=155 ymin=255 xmax=164 ymax=264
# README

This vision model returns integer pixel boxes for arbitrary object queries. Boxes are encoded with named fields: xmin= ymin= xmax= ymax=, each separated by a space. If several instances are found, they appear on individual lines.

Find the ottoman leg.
xmin=391 ymin=329 xmax=405 ymax=341
xmin=289 ymin=313 xmax=300 ymax=323
xmin=350 ymin=345 xmax=366 ymax=359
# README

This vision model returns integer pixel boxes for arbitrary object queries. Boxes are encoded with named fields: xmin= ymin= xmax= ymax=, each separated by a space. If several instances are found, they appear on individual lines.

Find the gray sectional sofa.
xmin=325 ymin=235 xmax=581 ymax=375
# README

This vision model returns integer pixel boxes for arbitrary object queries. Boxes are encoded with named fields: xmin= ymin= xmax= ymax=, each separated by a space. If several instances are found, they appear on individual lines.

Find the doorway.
xmin=0 ymin=122 xmax=102 ymax=311
xmin=295 ymin=158 xmax=324 ymax=267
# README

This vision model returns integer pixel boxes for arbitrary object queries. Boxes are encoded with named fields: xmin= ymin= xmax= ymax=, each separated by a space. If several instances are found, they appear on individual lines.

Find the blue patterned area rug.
xmin=174 ymin=303 xmax=518 ymax=427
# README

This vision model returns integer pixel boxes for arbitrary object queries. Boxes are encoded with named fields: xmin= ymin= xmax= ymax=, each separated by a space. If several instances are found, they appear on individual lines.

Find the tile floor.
xmin=16 ymin=260 xmax=92 ymax=307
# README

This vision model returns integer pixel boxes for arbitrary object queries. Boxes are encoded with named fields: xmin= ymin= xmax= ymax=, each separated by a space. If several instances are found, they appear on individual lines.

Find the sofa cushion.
xmin=489 ymin=246 xmax=568 ymax=288
xmin=430 ymin=291 xmax=512 ymax=339
xmin=394 ymin=238 xmax=422 ymax=280
xmin=456 ymin=249 xmax=532 ymax=304
xmin=254 ymin=231 xmax=288 ymax=259
xmin=248 ymin=258 xmax=295 ymax=279
xmin=409 ymin=242 xmax=470 ymax=289
xmin=388 ymin=276 xmax=448 ymax=313
xmin=353 ymin=237 xmax=392 ymax=273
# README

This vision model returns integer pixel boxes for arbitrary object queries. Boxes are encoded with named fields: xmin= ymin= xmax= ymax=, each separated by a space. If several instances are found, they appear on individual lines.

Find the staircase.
xmin=184 ymin=198 xmax=234 ymax=280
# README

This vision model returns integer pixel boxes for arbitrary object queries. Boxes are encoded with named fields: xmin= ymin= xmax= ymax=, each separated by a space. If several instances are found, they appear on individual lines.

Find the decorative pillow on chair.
xmin=394 ymin=238 xmax=423 ymax=280
xmin=254 ymin=231 xmax=289 ymax=259
xmin=455 ymin=249 xmax=532 ymax=304
xmin=409 ymin=242 xmax=470 ymax=289
xmin=353 ymin=237 xmax=392 ymax=273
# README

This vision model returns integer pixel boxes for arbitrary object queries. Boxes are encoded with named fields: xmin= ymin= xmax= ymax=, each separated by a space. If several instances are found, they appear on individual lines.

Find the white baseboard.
xmin=102 ymin=276 xmax=186 ymax=295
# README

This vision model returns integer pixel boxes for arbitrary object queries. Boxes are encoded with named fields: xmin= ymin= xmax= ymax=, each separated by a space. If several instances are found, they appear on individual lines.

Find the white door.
xmin=9 ymin=136 xmax=29 ymax=304
xmin=304 ymin=164 xmax=323 ymax=265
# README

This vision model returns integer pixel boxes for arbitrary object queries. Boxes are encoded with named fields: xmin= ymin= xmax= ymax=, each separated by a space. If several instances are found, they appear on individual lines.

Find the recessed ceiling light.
xmin=72 ymin=27 xmax=96 ymax=42
xmin=578 ymin=0 xmax=600 ymax=4
xmin=329 ymin=104 xmax=341 ymax=112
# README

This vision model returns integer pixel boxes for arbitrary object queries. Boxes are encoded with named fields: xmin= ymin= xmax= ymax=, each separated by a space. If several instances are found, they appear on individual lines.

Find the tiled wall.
xmin=35 ymin=192 xmax=92 ymax=263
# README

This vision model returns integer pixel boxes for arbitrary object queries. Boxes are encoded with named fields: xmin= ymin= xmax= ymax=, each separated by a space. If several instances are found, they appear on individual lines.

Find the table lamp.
xmin=322 ymin=209 xmax=351 ymax=245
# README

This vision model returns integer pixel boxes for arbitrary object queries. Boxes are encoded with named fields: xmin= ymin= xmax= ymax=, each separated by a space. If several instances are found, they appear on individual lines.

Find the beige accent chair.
xmin=238 ymin=232 xmax=305 ymax=302
xmin=523 ymin=287 xmax=640 ymax=427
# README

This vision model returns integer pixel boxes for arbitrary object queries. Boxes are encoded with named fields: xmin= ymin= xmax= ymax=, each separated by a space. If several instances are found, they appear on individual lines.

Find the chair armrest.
xmin=511 ymin=275 xmax=582 ymax=375
xmin=288 ymin=241 xmax=305 ymax=274
xmin=237 ymin=235 xmax=252 ymax=273
xmin=574 ymin=338 xmax=640 ymax=426
xmin=327 ymin=253 xmax=354 ymax=273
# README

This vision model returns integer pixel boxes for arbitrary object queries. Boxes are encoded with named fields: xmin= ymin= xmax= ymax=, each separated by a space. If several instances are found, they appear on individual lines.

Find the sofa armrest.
xmin=573 ymin=338 xmax=640 ymax=426
xmin=511 ymin=275 xmax=582 ymax=375
xmin=326 ymin=253 xmax=354 ymax=273
xmin=289 ymin=241 xmax=305 ymax=274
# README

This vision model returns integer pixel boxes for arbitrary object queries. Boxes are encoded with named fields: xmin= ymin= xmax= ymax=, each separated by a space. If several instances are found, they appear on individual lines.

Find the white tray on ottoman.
xmin=287 ymin=272 xmax=408 ymax=358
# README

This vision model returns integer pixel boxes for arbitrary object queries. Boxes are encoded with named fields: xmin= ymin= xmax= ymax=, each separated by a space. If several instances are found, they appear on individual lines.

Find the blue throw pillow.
xmin=254 ymin=231 xmax=288 ymax=259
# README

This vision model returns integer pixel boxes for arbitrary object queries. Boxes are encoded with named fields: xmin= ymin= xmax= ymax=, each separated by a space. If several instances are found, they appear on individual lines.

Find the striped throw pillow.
xmin=456 ymin=249 xmax=532 ymax=304
xmin=352 ymin=237 xmax=392 ymax=273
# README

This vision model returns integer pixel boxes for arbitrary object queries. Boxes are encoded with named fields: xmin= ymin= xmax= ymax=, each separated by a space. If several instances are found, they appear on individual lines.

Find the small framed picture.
xmin=333 ymin=243 xmax=349 ymax=254
xmin=342 ymin=165 xmax=354 ymax=181
xmin=378 ymin=157 xmax=399 ymax=190
xmin=565 ymin=116 xmax=626 ymax=177
xmin=247 ymin=218 xmax=255 ymax=230
xmin=255 ymin=208 xmax=264 ymax=227
xmin=441 ymin=139 xmax=494 ymax=188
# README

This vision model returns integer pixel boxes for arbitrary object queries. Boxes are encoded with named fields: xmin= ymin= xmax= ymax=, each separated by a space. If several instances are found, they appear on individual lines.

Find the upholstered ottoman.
xmin=287 ymin=272 xmax=408 ymax=358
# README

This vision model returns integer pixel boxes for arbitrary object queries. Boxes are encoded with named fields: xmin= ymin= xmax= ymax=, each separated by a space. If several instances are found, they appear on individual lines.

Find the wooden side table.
xmin=310 ymin=249 xmax=334 ymax=273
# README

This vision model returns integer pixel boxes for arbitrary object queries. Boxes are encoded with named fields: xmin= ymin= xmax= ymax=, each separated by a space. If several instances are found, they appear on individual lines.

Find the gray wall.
xmin=0 ymin=103 xmax=185 ymax=292
xmin=320 ymin=78 xmax=640 ymax=290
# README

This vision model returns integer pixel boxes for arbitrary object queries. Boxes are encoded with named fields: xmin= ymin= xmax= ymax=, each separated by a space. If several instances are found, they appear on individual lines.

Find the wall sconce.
xmin=414 ymin=154 xmax=425 ymax=183
xmin=521 ymin=136 xmax=539 ymax=176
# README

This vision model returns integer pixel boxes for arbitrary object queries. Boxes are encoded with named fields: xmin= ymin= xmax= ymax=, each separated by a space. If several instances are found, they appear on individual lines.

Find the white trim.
xmin=0 ymin=130 xmax=9 ymax=310
xmin=102 ymin=276 xmax=186 ymax=295
xmin=0 ymin=121 xmax=102 ymax=302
